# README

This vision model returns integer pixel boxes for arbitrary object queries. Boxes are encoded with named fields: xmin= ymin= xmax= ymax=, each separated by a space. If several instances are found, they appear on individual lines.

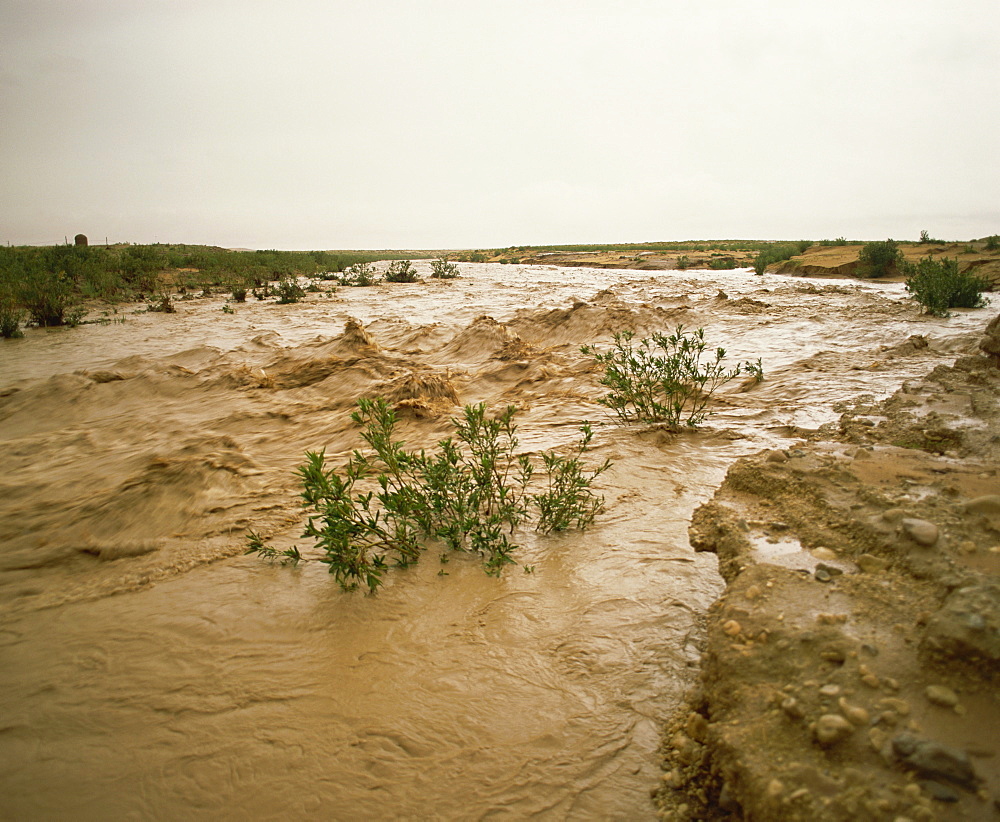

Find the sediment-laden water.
xmin=0 ymin=263 xmax=991 ymax=819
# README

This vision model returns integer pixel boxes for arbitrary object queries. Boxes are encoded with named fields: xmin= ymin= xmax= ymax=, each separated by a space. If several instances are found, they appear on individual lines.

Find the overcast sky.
xmin=2 ymin=1 xmax=998 ymax=249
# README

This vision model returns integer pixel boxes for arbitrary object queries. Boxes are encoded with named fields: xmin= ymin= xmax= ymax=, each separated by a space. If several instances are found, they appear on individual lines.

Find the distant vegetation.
xmin=752 ymin=241 xmax=811 ymax=275
xmin=0 ymin=243 xmax=424 ymax=335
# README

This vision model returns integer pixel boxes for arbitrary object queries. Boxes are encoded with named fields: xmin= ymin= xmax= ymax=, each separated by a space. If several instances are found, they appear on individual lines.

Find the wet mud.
xmin=659 ymin=316 xmax=1000 ymax=821
xmin=0 ymin=261 xmax=993 ymax=819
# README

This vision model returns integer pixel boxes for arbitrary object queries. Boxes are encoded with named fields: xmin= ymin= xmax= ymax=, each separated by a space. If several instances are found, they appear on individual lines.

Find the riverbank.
xmin=655 ymin=315 xmax=1000 ymax=820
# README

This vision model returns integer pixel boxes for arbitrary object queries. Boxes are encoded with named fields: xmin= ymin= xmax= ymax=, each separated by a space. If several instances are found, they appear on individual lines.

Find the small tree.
xmin=903 ymin=257 xmax=988 ymax=317
xmin=857 ymin=239 xmax=902 ymax=278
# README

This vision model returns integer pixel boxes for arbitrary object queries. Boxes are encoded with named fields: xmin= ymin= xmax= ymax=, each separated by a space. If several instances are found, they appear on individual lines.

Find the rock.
xmin=869 ymin=726 xmax=889 ymax=752
xmin=901 ymin=518 xmax=939 ymax=546
xmin=815 ymin=568 xmax=832 ymax=583
xmin=924 ymin=685 xmax=959 ymax=708
xmin=881 ymin=508 xmax=906 ymax=524
xmin=857 ymin=554 xmax=889 ymax=573
xmin=814 ymin=714 xmax=854 ymax=746
xmin=781 ymin=697 xmax=804 ymax=719
xmin=978 ymin=313 xmax=1000 ymax=364
xmin=962 ymin=495 xmax=1000 ymax=515
xmin=765 ymin=449 xmax=787 ymax=463
xmin=816 ymin=562 xmax=844 ymax=578
xmin=74 ymin=233 xmax=88 ymax=246
xmin=838 ymin=697 xmax=870 ymax=726
xmin=685 ymin=712 xmax=709 ymax=744
xmin=877 ymin=697 xmax=911 ymax=716
xmin=891 ymin=733 xmax=978 ymax=788
xmin=811 ymin=547 xmax=838 ymax=561
xmin=722 ymin=619 xmax=742 ymax=637
xmin=819 ymin=684 xmax=841 ymax=698
xmin=924 ymin=583 xmax=1000 ymax=664
xmin=919 ymin=780 xmax=960 ymax=802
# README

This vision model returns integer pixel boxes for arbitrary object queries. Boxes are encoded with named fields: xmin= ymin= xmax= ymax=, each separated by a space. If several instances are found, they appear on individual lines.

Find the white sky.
xmin=2 ymin=0 xmax=998 ymax=249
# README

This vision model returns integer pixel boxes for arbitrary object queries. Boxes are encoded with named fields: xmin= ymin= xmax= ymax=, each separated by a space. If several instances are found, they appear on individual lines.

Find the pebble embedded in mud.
xmin=900 ymin=517 xmax=939 ymax=546
xmin=838 ymin=697 xmax=870 ymax=726
xmin=722 ymin=619 xmax=741 ymax=636
xmin=856 ymin=553 xmax=890 ymax=573
xmin=924 ymin=685 xmax=959 ymax=708
xmin=814 ymin=714 xmax=854 ymax=746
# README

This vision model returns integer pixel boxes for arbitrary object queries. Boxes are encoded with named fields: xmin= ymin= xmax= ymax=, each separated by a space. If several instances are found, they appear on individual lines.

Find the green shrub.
xmin=857 ymin=239 xmax=902 ymax=278
xmin=707 ymin=256 xmax=738 ymax=270
xmin=430 ymin=258 xmax=460 ymax=279
xmin=534 ymin=423 xmax=611 ymax=532
xmin=339 ymin=262 xmax=379 ymax=287
xmin=384 ymin=260 xmax=418 ymax=283
xmin=985 ymin=235 xmax=1000 ymax=251
xmin=676 ymin=255 xmax=690 ymax=270
xmin=903 ymin=257 xmax=988 ymax=317
xmin=146 ymin=293 xmax=175 ymax=313
xmin=582 ymin=326 xmax=759 ymax=427
xmin=249 ymin=399 xmax=610 ymax=592
xmin=0 ymin=301 xmax=24 ymax=338
xmin=819 ymin=237 xmax=848 ymax=246
xmin=275 ymin=277 xmax=306 ymax=304
xmin=753 ymin=243 xmax=805 ymax=276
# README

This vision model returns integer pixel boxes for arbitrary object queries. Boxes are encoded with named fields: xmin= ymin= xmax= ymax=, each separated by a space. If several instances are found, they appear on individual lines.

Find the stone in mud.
xmin=857 ymin=554 xmax=889 ymax=573
xmin=923 ymin=582 xmax=1000 ymax=664
xmin=979 ymin=313 xmax=1000 ymax=364
xmin=891 ymin=733 xmax=978 ymax=789
xmin=924 ymin=685 xmax=959 ymax=708
xmin=814 ymin=714 xmax=853 ymax=747
xmin=901 ymin=518 xmax=939 ymax=546
xmin=962 ymin=494 xmax=1000 ymax=515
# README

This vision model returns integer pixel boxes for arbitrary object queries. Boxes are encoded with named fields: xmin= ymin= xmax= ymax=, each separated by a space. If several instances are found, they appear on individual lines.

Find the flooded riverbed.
xmin=0 ymin=263 xmax=991 ymax=819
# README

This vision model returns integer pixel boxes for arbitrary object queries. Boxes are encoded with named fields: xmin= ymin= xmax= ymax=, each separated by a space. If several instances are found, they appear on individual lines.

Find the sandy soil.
xmin=655 ymin=316 xmax=1000 ymax=820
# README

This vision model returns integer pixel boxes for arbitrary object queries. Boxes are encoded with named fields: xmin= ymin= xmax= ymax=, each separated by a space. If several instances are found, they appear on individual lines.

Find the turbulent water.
xmin=0 ymin=262 xmax=992 ymax=820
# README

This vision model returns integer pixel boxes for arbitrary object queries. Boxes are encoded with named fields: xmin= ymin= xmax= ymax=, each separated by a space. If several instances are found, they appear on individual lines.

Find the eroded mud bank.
xmin=0 ymin=262 xmax=992 ymax=819
xmin=657 ymin=316 xmax=1000 ymax=821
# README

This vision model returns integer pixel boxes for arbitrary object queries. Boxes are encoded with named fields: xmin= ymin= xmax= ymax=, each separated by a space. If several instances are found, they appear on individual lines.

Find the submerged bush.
xmin=384 ymin=260 xmax=418 ymax=283
xmin=903 ymin=257 xmax=988 ymax=317
xmin=857 ymin=239 xmax=902 ymax=278
xmin=275 ymin=276 xmax=306 ymax=304
xmin=430 ymin=258 xmax=460 ymax=279
xmin=339 ymin=262 xmax=379 ymax=287
xmin=248 ymin=399 xmax=610 ymax=592
xmin=0 ymin=300 xmax=24 ymax=338
xmin=582 ymin=326 xmax=761 ymax=427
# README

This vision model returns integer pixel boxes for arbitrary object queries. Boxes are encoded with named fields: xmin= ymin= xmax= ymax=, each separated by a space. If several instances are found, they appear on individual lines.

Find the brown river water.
xmin=0 ymin=262 xmax=992 ymax=820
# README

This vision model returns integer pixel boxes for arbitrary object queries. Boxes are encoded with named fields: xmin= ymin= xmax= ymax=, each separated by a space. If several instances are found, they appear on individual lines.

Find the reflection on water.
xmin=0 ymin=263 xmax=989 ymax=819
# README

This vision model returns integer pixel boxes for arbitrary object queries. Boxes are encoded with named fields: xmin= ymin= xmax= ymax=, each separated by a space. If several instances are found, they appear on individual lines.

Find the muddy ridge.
xmin=657 ymin=315 xmax=1000 ymax=821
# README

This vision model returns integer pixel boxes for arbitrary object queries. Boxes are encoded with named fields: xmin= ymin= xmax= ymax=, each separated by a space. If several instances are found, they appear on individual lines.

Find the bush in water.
xmin=430 ymin=258 xmax=460 ymax=279
xmin=384 ymin=260 xmax=419 ymax=283
xmin=247 ymin=399 xmax=610 ymax=592
xmin=903 ymin=257 xmax=988 ymax=317
xmin=582 ymin=326 xmax=761 ymax=428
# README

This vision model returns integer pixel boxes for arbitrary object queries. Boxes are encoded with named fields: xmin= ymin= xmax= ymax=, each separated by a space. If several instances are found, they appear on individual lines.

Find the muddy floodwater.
xmin=0 ymin=263 xmax=992 ymax=820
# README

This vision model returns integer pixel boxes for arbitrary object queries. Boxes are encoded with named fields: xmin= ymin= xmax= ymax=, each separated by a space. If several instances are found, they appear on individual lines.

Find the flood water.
xmin=0 ymin=262 xmax=991 ymax=819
